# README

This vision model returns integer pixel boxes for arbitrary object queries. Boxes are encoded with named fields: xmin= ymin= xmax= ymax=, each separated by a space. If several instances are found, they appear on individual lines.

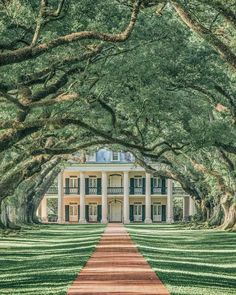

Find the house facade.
xmin=38 ymin=149 xmax=195 ymax=223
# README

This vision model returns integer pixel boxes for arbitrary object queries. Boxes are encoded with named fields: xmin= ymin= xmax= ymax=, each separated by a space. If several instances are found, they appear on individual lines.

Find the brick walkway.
xmin=67 ymin=223 xmax=170 ymax=295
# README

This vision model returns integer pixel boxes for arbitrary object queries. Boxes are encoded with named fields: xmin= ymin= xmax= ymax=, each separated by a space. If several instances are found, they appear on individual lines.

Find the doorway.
xmin=89 ymin=203 xmax=97 ymax=222
xmin=69 ymin=204 xmax=78 ymax=222
xmin=153 ymin=204 xmax=162 ymax=222
xmin=109 ymin=200 xmax=122 ymax=222
xmin=134 ymin=203 xmax=142 ymax=222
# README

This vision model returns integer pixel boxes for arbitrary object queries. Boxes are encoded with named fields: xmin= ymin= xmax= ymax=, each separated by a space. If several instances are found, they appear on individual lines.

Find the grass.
xmin=126 ymin=224 xmax=236 ymax=295
xmin=0 ymin=224 xmax=105 ymax=295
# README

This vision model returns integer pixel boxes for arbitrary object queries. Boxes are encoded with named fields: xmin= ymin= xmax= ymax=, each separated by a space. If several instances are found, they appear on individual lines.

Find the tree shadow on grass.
xmin=0 ymin=224 xmax=105 ymax=295
xmin=127 ymin=224 xmax=236 ymax=295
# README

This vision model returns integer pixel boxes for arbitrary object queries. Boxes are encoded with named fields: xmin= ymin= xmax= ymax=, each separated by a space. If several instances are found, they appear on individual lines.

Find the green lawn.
xmin=0 ymin=224 xmax=105 ymax=295
xmin=126 ymin=224 xmax=236 ymax=295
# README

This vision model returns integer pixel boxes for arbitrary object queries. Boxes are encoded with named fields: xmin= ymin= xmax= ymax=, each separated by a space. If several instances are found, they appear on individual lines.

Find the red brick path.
xmin=67 ymin=223 xmax=170 ymax=295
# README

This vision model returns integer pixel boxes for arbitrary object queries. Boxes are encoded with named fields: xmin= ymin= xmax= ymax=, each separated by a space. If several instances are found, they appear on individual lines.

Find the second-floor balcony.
xmin=152 ymin=187 xmax=163 ymax=194
xmin=107 ymin=187 xmax=124 ymax=195
xmin=56 ymin=185 xmax=169 ymax=195
xmin=133 ymin=187 xmax=143 ymax=195
xmin=87 ymin=187 xmax=98 ymax=195
xmin=64 ymin=187 xmax=79 ymax=194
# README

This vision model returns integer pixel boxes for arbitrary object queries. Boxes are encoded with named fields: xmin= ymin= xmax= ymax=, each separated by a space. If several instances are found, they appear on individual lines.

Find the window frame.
xmin=111 ymin=151 xmax=120 ymax=161
xmin=69 ymin=176 xmax=77 ymax=188
xmin=134 ymin=176 xmax=142 ymax=188
xmin=88 ymin=176 xmax=97 ymax=188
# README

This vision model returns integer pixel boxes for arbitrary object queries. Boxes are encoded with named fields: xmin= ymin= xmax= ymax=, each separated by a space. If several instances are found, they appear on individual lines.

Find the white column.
xmin=167 ymin=179 xmax=174 ymax=223
xmin=57 ymin=172 xmax=64 ymax=223
xmin=101 ymin=171 xmax=108 ymax=224
xmin=41 ymin=197 xmax=48 ymax=222
xmin=145 ymin=173 xmax=152 ymax=223
xmin=183 ymin=196 xmax=190 ymax=221
xmin=123 ymin=171 xmax=130 ymax=224
xmin=79 ymin=172 xmax=86 ymax=223
xmin=189 ymin=197 xmax=196 ymax=217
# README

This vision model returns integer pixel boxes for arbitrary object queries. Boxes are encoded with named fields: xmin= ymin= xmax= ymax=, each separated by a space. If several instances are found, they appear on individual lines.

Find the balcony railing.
xmin=152 ymin=187 xmax=162 ymax=194
xmin=47 ymin=185 xmax=187 ymax=196
xmin=46 ymin=186 xmax=58 ymax=195
xmin=88 ymin=187 xmax=97 ymax=195
xmin=133 ymin=187 xmax=143 ymax=195
xmin=64 ymin=187 xmax=79 ymax=194
xmin=107 ymin=187 xmax=124 ymax=194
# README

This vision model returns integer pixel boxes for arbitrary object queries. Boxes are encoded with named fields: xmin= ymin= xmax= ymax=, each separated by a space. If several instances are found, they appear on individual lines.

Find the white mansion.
xmin=38 ymin=149 xmax=196 ymax=223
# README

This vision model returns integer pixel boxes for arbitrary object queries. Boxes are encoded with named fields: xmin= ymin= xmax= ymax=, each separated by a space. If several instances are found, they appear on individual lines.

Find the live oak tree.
xmin=77 ymin=3 xmax=236 ymax=229
xmin=0 ymin=0 xmax=236 ymax=230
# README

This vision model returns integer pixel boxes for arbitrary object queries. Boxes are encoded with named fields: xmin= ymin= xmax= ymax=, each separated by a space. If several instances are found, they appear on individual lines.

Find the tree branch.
xmin=0 ymin=0 xmax=142 ymax=66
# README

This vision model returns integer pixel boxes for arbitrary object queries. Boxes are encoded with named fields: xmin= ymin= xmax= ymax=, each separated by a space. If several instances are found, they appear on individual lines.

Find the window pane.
xmin=69 ymin=206 xmax=73 ymax=215
xmin=89 ymin=177 xmax=97 ymax=187
xmin=154 ymin=205 xmax=157 ymax=215
xmin=69 ymin=178 xmax=77 ymax=187
xmin=74 ymin=206 xmax=78 ymax=215
xmin=112 ymin=152 xmax=119 ymax=161
xmin=138 ymin=205 xmax=142 ymax=215
xmin=154 ymin=178 xmax=158 ymax=187
xmin=134 ymin=177 xmax=142 ymax=187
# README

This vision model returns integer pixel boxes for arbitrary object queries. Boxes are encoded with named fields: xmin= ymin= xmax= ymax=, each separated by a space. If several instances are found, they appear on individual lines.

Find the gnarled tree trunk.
xmin=220 ymin=194 xmax=236 ymax=230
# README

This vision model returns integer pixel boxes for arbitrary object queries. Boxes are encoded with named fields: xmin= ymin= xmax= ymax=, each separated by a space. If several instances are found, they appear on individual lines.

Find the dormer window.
xmin=112 ymin=151 xmax=120 ymax=161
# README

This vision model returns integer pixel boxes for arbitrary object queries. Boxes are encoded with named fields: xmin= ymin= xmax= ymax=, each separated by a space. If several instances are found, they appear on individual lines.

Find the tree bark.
xmin=0 ymin=0 xmax=142 ymax=66
xmin=220 ymin=195 xmax=236 ymax=230
xmin=208 ymin=204 xmax=224 ymax=227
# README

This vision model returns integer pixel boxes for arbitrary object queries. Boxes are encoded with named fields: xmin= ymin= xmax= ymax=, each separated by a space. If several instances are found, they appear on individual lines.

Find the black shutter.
xmin=142 ymin=178 xmax=146 ymax=195
xmin=78 ymin=178 xmax=80 ymax=194
xmin=65 ymin=178 xmax=70 ymax=194
xmin=162 ymin=205 xmax=166 ymax=221
xmin=151 ymin=178 xmax=154 ymax=194
xmin=65 ymin=205 xmax=69 ymax=222
xmin=85 ymin=178 xmax=89 ymax=195
xmin=130 ymin=205 xmax=134 ymax=221
xmin=78 ymin=205 xmax=80 ymax=221
xmin=85 ymin=205 xmax=89 ymax=221
xmin=97 ymin=178 xmax=102 ymax=195
xmin=142 ymin=205 xmax=145 ymax=222
xmin=97 ymin=205 xmax=102 ymax=222
xmin=130 ymin=178 xmax=134 ymax=195
xmin=161 ymin=177 xmax=166 ymax=194
xmin=151 ymin=205 xmax=153 ymax=221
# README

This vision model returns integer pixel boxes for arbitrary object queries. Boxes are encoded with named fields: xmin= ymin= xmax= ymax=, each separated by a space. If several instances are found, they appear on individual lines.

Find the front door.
xmin=153 ymin=204 xmax=162 ymax=222
xmin=110 ymin=201 xmax=122 ymax=222
xmin=134 ymin=204 xmax=142 ymax=222
xmin=89 ymin=204 xmax=97 ymax=222
xmin=69 ymin=204 xmax=78 ymax=222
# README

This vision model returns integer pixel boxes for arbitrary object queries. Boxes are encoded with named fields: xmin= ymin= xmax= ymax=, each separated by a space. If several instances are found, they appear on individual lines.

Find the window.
xmin=89 ymin=176 xmax=97 ymax=187
xmin=134 ymin=176 xmax=142 ymax=188
xmin=153 ymin=177 xmax=161 ymax=187
xmin=109 ymin=174 xmax=122 ymax=187
xmin=69 ymin=177 xmax=77 ymax=187
xmin=124 ymin=152 xmax=132 ymax=162
xmin=69 ymin=204 xmax=78 ymax=216
xmin=111 ymin=151 xmax=120 ymax=161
